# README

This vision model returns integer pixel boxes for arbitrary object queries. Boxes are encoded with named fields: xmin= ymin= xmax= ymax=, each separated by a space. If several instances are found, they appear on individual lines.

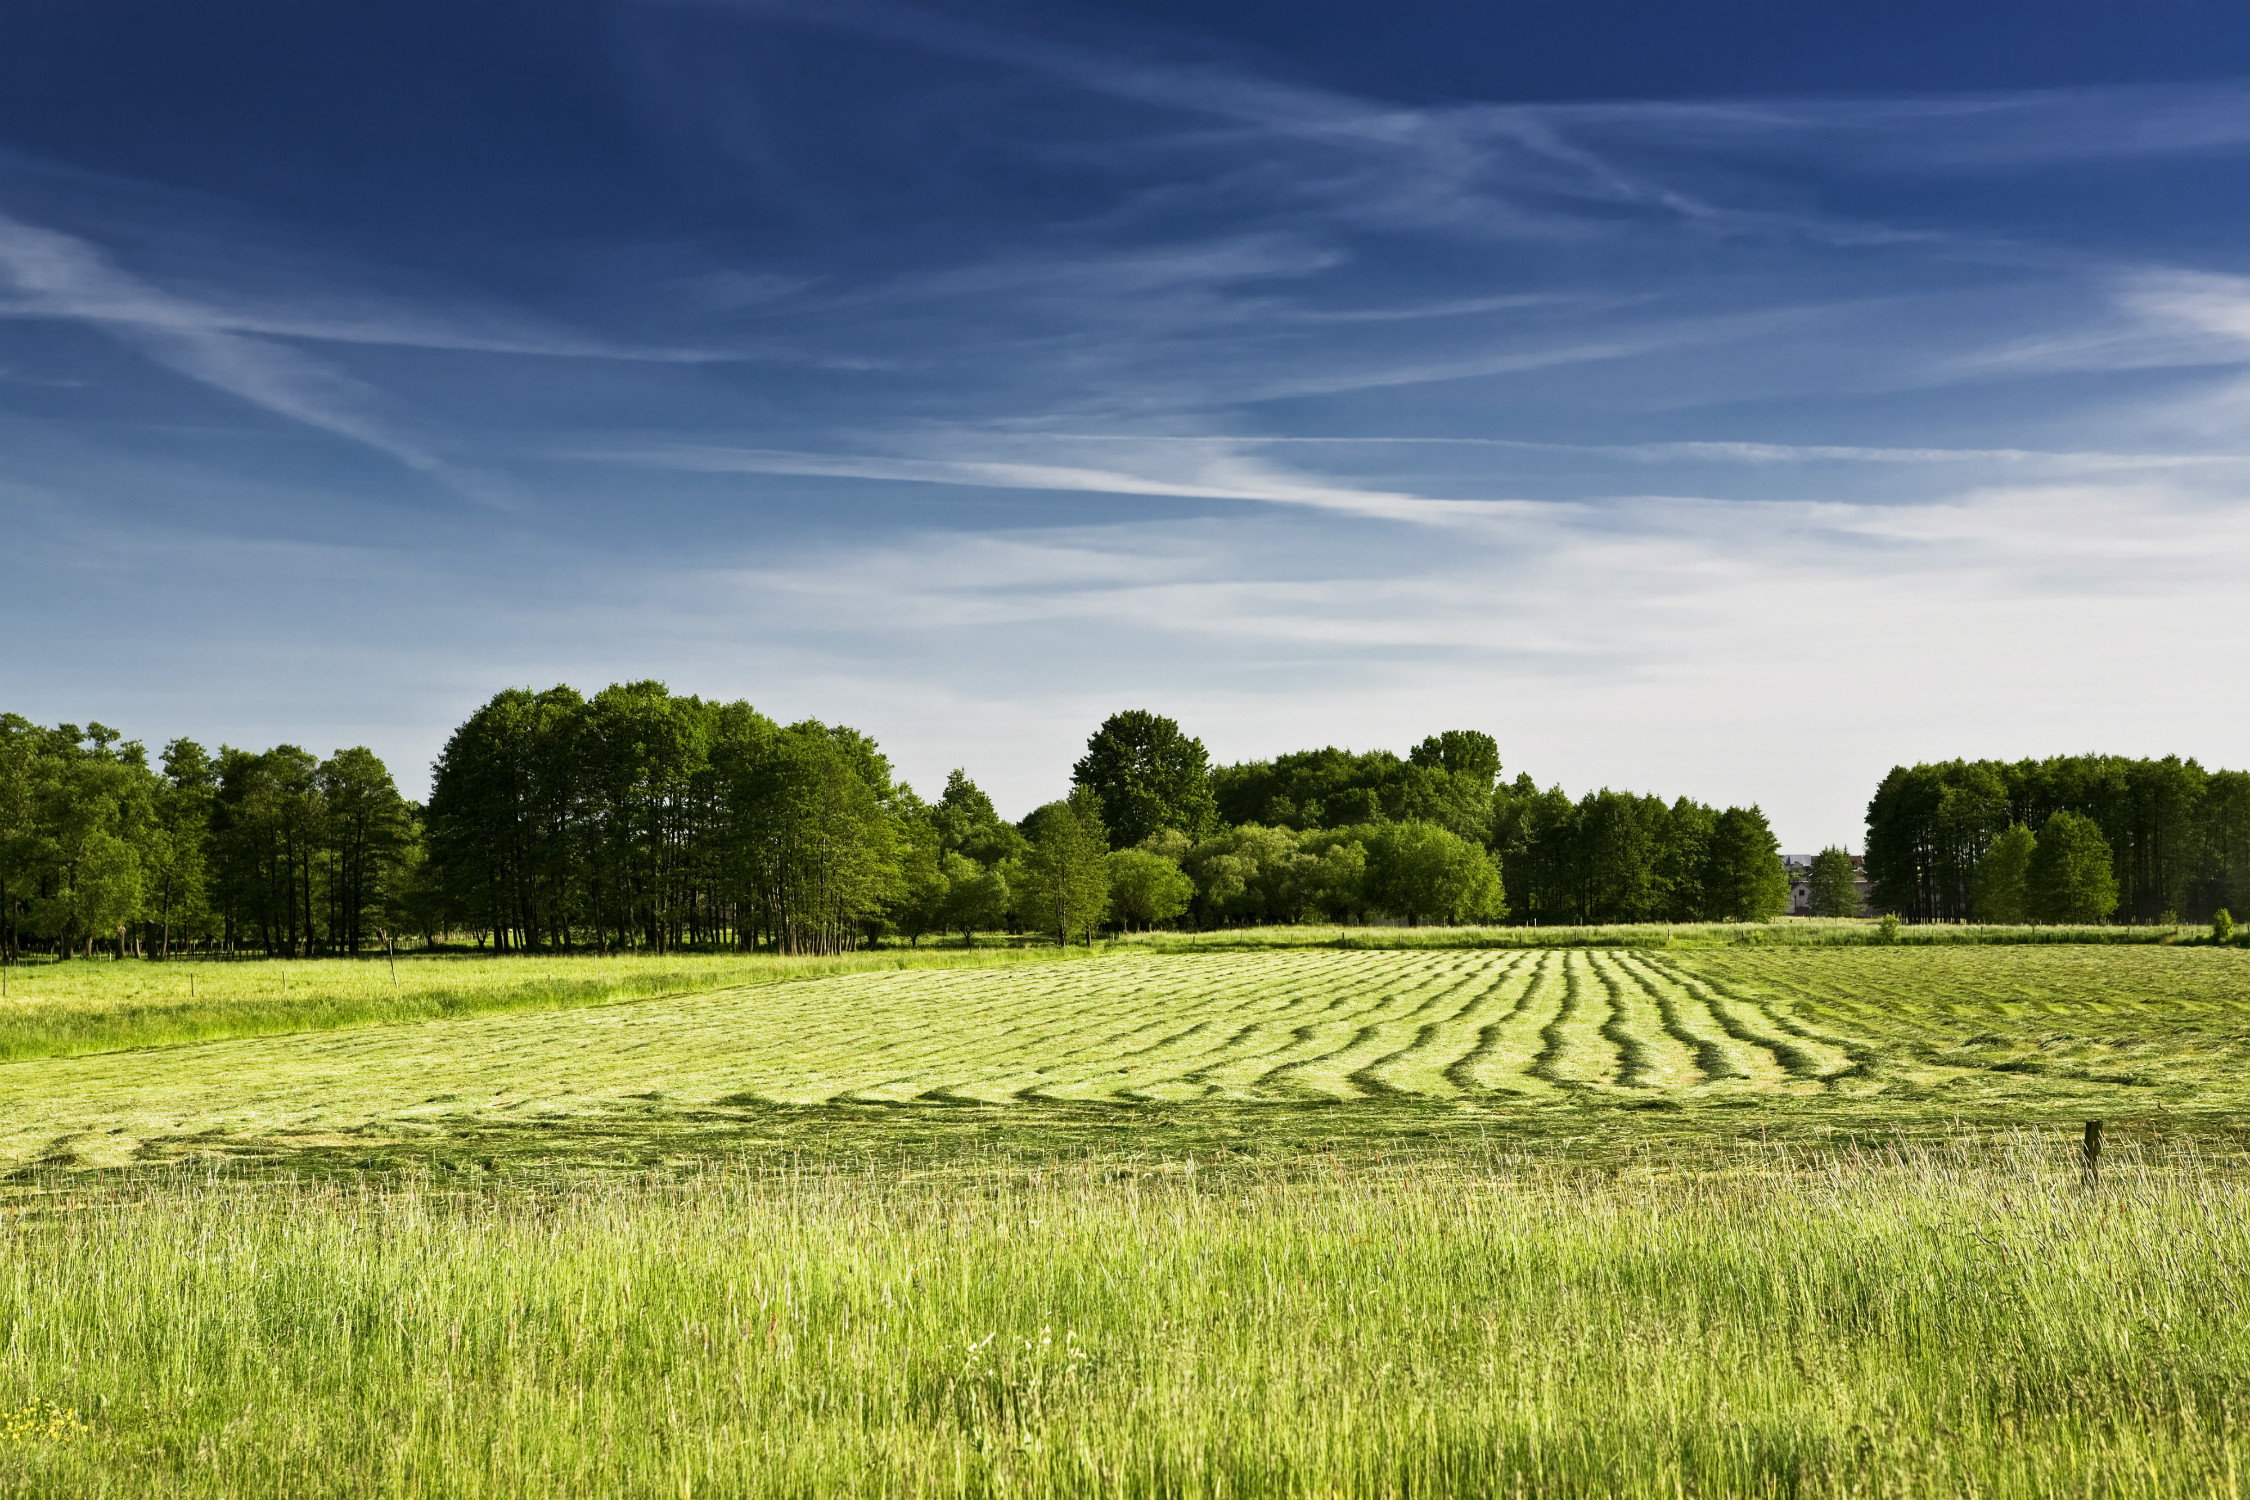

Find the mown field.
xmin=0 ymin=942 xmax=2246 ymax=1496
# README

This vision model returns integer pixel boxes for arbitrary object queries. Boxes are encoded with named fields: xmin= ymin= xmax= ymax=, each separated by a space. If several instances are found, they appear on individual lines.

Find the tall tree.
xmin=1017 ymin=788 xmax=1112 ymax=945
xmin=1361 ymin=820 xmax=1506 ymax=925
xmin=1702 ymin=807 xmax=1789 ymax=922
xmin=317 ymin=746 xmax=410 ymax=954
xmin=2029 ymin=811 xmax=2119 ymax=924
xmin=1973 ymin=825 xmax=2035 ymax=924
xmin=931 ymin=769 xmax=1024 ymax=868
xmin=1105 ymin=847 xmax=1194 ymax=931
xmin=727 ymin=720 xmax=903 ymax=955
xmin=144 ymin=738 xmax=215 ymax=957
xmin=1806 ymin=847 xmax=1862 ymax=918
xmin=1073 ymin=711 xmax=1219 ymax=849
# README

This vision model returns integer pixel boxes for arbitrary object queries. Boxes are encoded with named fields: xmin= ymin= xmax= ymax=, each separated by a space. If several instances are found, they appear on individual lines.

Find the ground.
xmin=0 ymin=940 xmax=2244 ymax=1498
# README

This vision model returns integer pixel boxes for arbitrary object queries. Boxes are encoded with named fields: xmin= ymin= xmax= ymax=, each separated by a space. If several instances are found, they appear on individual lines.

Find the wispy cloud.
xmin=0 ymin=211 xmax=452 ymax=473
xmin=587 ymin=440 xmax=1518 ymax=525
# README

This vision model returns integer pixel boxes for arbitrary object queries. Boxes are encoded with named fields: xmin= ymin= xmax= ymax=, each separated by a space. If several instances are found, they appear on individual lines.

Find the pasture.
xmin=0 ymin=941 xmax=2246 ymax=1496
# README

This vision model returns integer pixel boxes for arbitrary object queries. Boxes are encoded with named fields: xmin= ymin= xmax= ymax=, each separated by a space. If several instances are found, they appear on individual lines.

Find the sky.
xmin=5 ymin=0 xmax=2250 ymax=848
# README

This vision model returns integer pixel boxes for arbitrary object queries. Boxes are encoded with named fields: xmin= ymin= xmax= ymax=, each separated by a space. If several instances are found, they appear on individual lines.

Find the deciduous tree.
xmin=2029 ymin=810 xmax=2119 ymax=924
xmin=1073 ymin=712 xmax=1218 ymax=849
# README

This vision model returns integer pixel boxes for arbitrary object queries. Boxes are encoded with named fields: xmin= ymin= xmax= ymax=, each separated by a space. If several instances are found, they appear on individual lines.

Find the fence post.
xmin=2081 ymin=1119 xmax=2103 ymax=1187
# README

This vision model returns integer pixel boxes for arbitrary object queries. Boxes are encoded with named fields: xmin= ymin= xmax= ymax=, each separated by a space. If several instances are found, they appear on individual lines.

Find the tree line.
xmin=2 ymin=690 xmax=1802 ymax=958
xmin=0 ymin=715 xmax=412 ymax=960
xmin=1864 ymin=755 xmax=2250 ymax=924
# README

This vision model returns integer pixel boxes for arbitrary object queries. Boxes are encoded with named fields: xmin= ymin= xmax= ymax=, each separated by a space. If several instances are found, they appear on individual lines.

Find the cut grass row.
xmin=7 ymin=945 xmax=2250 ymax=1172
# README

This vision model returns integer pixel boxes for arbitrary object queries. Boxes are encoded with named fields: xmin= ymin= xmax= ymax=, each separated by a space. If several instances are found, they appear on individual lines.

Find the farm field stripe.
xmin=1033 ymin=953 xmax=1413 ymax=1101
xmin=1609 ymin=953 xmax=1790 ymax=1089
xmin=1443 ymin=952 xmax=1559 ymax=1095
xmin=1255 ymin=960 xmax=1490 ymax=1099
xmin=1607 ymin=952 xmax=1748 ymax=1085
xmin=1588 ymin=952 xmax=1700 ymax=1091
xmin=1532 ymin=952 xmax=1624 ymax=1090
xmin=1344 ymin=957 xmax=1516 ymax=1097
xmin=1363 ymin=954 xmax=1532 ymax=1096
xmin=1645 ymin=957 xmax=1858 ymax=1087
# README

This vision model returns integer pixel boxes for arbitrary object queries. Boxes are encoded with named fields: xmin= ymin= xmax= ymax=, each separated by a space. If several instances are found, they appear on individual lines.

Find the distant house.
xmin=1781 ymin=853 xmax=1873 ymax=917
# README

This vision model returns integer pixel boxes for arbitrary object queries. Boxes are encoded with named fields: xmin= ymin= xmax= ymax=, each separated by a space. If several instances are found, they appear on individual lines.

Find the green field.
xmin=1 ymin=943 xmax=2247 ymax=1496
xmin=5 ymin=944 xmax=2247 ymax=1170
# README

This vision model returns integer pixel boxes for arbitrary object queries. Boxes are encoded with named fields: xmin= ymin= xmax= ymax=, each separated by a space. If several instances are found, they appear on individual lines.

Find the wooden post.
xmin=2082 ymin=1119 xmax=2103 ymax=1187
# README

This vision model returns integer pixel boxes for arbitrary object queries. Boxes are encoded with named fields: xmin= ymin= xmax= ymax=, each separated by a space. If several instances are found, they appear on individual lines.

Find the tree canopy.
xmin=1072 ymin=711 xmax=1219 ymax=849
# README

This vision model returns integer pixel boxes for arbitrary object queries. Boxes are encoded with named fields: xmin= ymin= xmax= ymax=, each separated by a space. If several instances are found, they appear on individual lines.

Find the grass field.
xmin=0 ymin=946 xmax=1076 ymax=1063
xmin=5 ymin=944 xmax=2247 ymax=1170
xmin=1 ymin=942 xmax=2246 ymax=1496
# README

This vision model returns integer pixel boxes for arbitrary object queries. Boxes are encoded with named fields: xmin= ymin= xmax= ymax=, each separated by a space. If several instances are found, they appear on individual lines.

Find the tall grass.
xmin=0 ymin=1137 xmax=2244 ymax=1496
xmin=0 ymin=947 xmax=1081 ymax=1062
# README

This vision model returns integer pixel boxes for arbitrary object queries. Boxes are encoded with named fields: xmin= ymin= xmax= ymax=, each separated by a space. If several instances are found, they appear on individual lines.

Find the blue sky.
xmin=6 ymin=0 xmax=2250 ymax=846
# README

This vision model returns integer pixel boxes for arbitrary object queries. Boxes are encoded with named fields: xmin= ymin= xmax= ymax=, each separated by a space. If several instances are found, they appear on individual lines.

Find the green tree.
xmin=143 ymin=738 xmax=216 ymax=958
xmin=1702 ymin=806 xmax=1788 ymax=922
xmin=1361 ymin=820 xmax=1506 ymax=925
xmin=1295 ymin=831 xmax=1369 ymax=922
xmin=61 ymin=828 xmax=141 ymax=958
xmin=729 ymin=721 xmax=903 ymax=955
xmin=1105 ymin=847 xmax=1194 ymax=931
xmin=939 ymin=853 xmax=1010 ymax=944
xmin=2029 ymin=810 xmax=2119 ymax=924
xmin=1807 ymin=847 xmax=1862 ymax=918
xmin=930 ymin=770 xmax=1025 ymax=868
xmin=1017 ymin=789 xmax=1111 ymax=945
xmin=1973 ymin=824 xmax=2035 ymax=924
xmin=1181 ymin=824 xmax=1302 ymax=926
xmin=1072 ymin=711 xmax=1218 ymax=849
xmin=889 ymin=822 xmax=949 ymax=947
xmin=318 ymin=746 xmax=410 ymax=954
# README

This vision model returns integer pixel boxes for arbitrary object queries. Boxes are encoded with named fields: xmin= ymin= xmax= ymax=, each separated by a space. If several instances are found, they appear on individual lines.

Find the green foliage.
xmin=1702 ymin=806 xmax=1789 ymax=922
xmin=1360 ymin=819 xmax=1506 ymax=924
xmin=1104 ymin=847 xmax=1194 ymax=931
xmin=1212 ymin=732 xmax=1501 ymax=846
xmin=1017 ymin=789 xmax=1111 ymax=945
xmin=732 ymin=720 xmax=905 ymax=955
xmin=2217 ymin=909 xmax=2236 ymax=944
xmin=2029 ymin=810 xmax=2120 ymax=924
xmin=939 ymin=853 xmax=1011 ymax=943
xmin=1071 ymin=710 xmax=1218 ymax=848
xmin=1878 ymin=911 xmax=1901 ymax=943
xmin=1806 ymin=846 xmax=1861 ymax=917
xmin=1866 ymin=753 xmax=2248 ymax=923
xmin=889 ymin=824 xmax=949 ymax=946
xmin=1175 ymin=824 xmax=1366 ymax=926
xmin=931 ymin=769 xmax=1024 ymax=868
xmin=1973 ymin=823 xmax=2035 ymax=923
xmin=1495 ymin=782 xmax=1719 ymax=925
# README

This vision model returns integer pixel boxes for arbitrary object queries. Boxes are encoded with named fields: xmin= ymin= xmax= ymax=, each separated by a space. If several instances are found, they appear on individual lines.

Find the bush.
xmin=2217 ymin=909 xmax=2237 ymax=944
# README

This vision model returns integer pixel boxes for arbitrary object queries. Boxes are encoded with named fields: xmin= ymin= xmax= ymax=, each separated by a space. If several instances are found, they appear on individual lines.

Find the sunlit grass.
xmin=0 ymin=946 xmax=1082 ymax=1062
xmin=0 ymin=1135 xmax=2243 ymax=1497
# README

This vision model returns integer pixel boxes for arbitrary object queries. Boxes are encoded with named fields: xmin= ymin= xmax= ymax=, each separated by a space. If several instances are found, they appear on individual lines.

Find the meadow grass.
xmin=5 ymin=944 xmax=2249 ymax=1171
xmin=0 ymin=1134 xmax=2244 ymax=1497
xmin=2 ymin=945 xmax=2246 ymax=1495
xmin=0 ymin=946 xmax=1080 ymax=1063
